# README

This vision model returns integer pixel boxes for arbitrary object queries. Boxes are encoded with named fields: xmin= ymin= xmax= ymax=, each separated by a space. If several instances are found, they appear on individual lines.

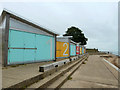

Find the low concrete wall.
xmin=4 ymin=55 xmax=87 ymax=89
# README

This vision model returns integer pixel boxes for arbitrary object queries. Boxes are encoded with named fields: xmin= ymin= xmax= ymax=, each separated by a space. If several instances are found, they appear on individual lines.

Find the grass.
xmin=85 ymin=59 xmax=88 ymax=61
xmin=10 ymin=65 xmax=20 ymax=67
xmin=10 ymin=64 xmax=27 ymax=68
xmin=2 ymin=67 xmax=7 ymax=69
xmin=23 ymin=85 xmax=28 ymax=89
xmin=68 ymin=76 xmax=72 ymax=80
xmin=82 ymin=61 xmax=86 ymax=64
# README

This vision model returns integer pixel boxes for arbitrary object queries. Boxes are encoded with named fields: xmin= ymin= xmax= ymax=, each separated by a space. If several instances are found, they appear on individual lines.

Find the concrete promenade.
xmin=2 ymin=60 xmax=61 ymax=88
xmin=61 ymin=55 xmax=118 ymax=88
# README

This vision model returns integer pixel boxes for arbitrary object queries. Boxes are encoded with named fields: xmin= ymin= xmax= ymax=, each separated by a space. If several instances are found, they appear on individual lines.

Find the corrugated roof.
xmin=1 ymin=8 xmax=59 ymax=36
xmin=57 ymin=36 xmax=72 ymax=39
xmin=70 ymin=40 xmax=77 ymax=44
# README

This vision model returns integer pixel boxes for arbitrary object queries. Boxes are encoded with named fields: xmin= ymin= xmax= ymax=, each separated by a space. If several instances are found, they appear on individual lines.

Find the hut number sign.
xmin=63 ymin=43 xmax=68 ymax=56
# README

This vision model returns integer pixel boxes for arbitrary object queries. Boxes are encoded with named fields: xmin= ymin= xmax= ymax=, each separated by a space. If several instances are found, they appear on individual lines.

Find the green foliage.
xmin=68 ymin=76 xmax=72 ymax=80
xmin=63 ymin=26 xmax=88 ymax=45
xmin=82 ymin=61 xmax=86 ymax=64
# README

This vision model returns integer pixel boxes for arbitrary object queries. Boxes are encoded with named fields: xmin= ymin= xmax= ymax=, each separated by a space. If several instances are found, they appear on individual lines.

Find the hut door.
xmin=8 ymin=29 xmax=36 ymax=64
xmin=36 ymin=34 xmax=54 ymax=61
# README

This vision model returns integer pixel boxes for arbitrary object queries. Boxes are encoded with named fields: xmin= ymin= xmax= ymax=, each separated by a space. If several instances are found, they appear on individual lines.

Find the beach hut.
xmin=82 ymin=46 xmax=85 ymax=54
xmin=1 ymin=9 xmax=58 ymax=66
xmin=70 ymin=40 xmax=76 ymax=56
xmin=76 ymin=43 xmax=80 ymax=55
xmin=80 ymin=45 xmax=82 ymax=55
xmin=56 ymin=36 xmax=71 ymax=58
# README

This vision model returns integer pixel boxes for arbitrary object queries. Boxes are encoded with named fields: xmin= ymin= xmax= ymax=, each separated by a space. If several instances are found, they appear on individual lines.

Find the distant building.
xmin=86 ymin=48 xmax=99 ymax=53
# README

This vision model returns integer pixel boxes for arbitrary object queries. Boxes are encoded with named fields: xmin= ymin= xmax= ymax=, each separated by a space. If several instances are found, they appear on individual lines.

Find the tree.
xmin=63 ymin=26 xmax=88 ymax=45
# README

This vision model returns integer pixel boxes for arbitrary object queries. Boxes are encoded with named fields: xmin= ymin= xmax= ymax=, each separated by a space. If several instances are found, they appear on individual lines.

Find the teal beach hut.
xmin=1 ymin=9 xmax=58 ymax=66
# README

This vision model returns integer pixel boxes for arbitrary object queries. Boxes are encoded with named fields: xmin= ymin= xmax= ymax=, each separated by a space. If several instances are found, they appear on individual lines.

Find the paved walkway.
xmin=2 ymin=58 xmax=68 ymax=88
xmin=0 ymin=64 xmax=2 ymax=90
xmin=61 ymin=55 xmax=118 ymax=88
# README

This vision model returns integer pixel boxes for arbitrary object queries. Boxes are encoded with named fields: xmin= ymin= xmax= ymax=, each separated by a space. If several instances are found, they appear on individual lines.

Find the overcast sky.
xmin=0 ymin=1 xmax=118 ymax=52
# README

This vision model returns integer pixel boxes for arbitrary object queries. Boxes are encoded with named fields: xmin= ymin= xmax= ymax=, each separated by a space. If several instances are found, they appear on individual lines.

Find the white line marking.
xmin=103 ymin=58 xmax=120 ymax=72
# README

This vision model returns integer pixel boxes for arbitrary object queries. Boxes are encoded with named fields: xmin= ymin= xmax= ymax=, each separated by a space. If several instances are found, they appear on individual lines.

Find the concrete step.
xmin=25 ymin=55 xmax=89 ymax=89
xmin=25 ymin=69 xmax=62 ymax=89
xmin=3 ymin=55 xmax=85 ymax=89
xmin=47 ymin=56 xmax=89 ymax=88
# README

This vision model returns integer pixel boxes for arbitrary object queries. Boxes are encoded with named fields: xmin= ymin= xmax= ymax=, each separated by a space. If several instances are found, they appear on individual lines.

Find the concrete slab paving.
xmin=102 ymin=58 xmax=118 ymax=80
xmin=61 ymin=55 xmax=118 ymax=88
xmin=2 ymin=59 xmax=66 ymax=88
xmin=0 ymin=64 xmax=2 ymax=90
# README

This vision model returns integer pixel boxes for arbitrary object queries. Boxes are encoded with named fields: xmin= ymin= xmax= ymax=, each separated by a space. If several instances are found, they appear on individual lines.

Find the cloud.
xmin=1 ymin=2 xmax=118 ymax=52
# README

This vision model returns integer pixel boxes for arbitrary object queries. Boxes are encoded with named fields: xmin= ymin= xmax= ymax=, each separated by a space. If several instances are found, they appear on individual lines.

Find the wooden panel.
xmin=84 ymin=48 xmax=86 ymax=53
xmin=8 ymin=49 xmax=24 ymax=64
xmin=23 ymin=32 xmax=36 ymax=62
xmin=23 ymin=32 xmax=36 ymax=48
xmin=56 ymin=41 xmax=69 ymax=58
xmin=56 ymin=41 xmax=61 ymax=57
xmin=80 ymin=47 xmax=82 ymax=54
xmin=82 ymin=47 xmax=84 ymax=54
xmin=8 ymin=29 xmax=55 ymax=64
xmin=76 ymin=46 xmax=80 ymax=55
xmin=8 ymin=29 xmax=24 ymax=64
xmin=70 ymin=44 xmax=76 ymax=56
xmin=36 ymin=34 xmax=55 ymax=61
xmin=24 ymin=49 xmax=35 ymax=62
xmin=8 ymin=29 xmax=24 ymax=48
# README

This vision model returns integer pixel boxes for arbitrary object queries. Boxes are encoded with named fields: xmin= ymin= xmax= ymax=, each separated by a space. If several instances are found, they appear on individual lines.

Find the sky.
xmin=0 ymin=1 xmax=118 ymax=52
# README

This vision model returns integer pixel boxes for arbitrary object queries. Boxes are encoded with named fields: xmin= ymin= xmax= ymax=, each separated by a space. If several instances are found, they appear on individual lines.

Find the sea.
xmin=111 ymin=51 xmax=119 ymax=56
xmin=102 ymin=51 xmax=119 ymax=56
